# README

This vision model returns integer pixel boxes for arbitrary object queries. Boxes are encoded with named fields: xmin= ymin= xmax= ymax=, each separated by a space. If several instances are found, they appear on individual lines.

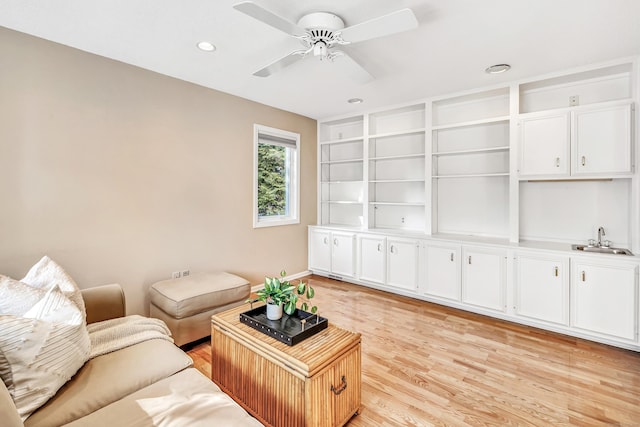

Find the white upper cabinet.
xmin=518 ymin=62 xmax=634 ymax=180
xmin=572 ymin=103 xmax=632 ymax=176
xmin=519 ymin=103 xmax=633 ymax=178
xmin=519 ymin=113 xmax=570 ymax=177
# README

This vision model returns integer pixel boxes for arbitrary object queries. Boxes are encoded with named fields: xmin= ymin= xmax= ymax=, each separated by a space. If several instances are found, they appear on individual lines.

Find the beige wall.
xmin=0 ymin=27 xmax=317 ymax=315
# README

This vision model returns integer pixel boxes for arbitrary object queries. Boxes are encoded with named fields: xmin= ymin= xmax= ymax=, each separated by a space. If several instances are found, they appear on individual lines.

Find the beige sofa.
xmin=0 ymin=284 xmax=263 ymax=427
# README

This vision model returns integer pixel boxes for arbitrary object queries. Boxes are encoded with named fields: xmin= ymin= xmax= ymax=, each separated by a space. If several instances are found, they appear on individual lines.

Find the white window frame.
xmin=253 ymin=124 xmax=300 ymax=228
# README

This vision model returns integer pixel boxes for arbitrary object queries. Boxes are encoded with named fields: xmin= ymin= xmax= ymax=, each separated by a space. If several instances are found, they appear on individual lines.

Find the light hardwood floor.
xmin=186 ymin=275 xmax=640 ymax=426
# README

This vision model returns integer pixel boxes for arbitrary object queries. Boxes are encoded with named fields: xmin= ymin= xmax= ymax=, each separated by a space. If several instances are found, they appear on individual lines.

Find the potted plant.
xmin=253 ymin=271 xmax=318 ymax=321
xmin=255 ymin=271 xmax=295 ymax=320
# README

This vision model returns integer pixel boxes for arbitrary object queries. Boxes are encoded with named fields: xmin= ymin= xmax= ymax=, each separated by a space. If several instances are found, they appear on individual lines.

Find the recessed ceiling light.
xmin=197 ymin=41 xmax=216 ymax=52
xmin=485 ymin=64 xmax=511 ymax=74
xmin=347 ymin=98 xmax=363 ymax=104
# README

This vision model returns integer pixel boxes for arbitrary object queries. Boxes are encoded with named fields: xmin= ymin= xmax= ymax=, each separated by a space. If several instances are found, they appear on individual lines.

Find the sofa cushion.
xmin=0 ymin=280 xmax=90 ymax=421
xmin=63 ymin=368 xmax=264 ymax=427
xmin=150 ymin=272 xmax=249 ymax=319
xmin=24 ymin=339 xmax=193 ymax=427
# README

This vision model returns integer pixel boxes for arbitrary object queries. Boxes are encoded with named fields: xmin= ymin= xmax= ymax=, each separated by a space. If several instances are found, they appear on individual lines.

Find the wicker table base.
xmin=211 ymin=303 xmax=362 ymax=427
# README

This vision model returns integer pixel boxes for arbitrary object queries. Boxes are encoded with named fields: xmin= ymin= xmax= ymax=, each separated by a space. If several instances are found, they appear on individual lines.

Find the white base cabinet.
xmin=423 ymin=243 xmax=461 ymax=301
xmin=461 ymin=246 xmax=507 ymax=313
xmin=308 ymin=229 xmax=356 ymax=278
xmin=358 ymin=235 xmax=386 ymax=285
xmin=571 ymin=258 xmax=638 ymax=341
xmin=515 ymin=253 xmax=569 ymax=325
xmin=308 ymin=226 xmax=640 ymax=351
xmin=386 ymin=237 xmax=421 ymax=291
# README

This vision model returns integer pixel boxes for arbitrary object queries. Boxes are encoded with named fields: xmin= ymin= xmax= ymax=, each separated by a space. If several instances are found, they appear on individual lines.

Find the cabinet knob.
xmin=555 ymin=157 xmax=560 ymax=167
xmin=333 ymin=238 xmax=338 ymax=246
xmin=554 ymin=266 xmax=559 ymax=277
xmin=323 ymin=237 xmax=328 ymax=244
xmin=581 ymin=156 xmax=586 ymax=166
xmin=468 ymin=256 xmax=472 ymax=265
xmin=450 ymin=253 xmax=454 ymax=262
xmin=377 ymin=243 xmax=382 ymax=252
xmin=390 ymin=245 xmax=395 ymax=254
xmin=581 ymin=271 xmax=586 ymax=282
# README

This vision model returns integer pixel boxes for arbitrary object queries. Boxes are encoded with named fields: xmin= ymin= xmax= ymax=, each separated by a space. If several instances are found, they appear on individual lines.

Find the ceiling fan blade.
xmin=332 ymin=51 xmax=374 ymax=83
xmin=233 ymin=1 xmax=304 ymax=36
xmin=339 ymin=8 xmax=418 ymax=43
xmin=253 ymin=50 xmax=307 ymax=77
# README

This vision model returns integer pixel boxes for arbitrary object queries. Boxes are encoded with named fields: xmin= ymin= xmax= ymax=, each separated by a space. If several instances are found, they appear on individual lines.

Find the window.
xmin=253 ymin=124 xmax=300 ymax=228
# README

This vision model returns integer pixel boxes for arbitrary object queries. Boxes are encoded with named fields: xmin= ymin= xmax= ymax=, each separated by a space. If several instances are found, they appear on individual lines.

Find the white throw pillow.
xmin=0 ymin=275 xmax=48 ymax=316
xmin=0 ymin=259 xmax=90 ymax=421
xmin=21 ymin=255 xmax=86 ymax=318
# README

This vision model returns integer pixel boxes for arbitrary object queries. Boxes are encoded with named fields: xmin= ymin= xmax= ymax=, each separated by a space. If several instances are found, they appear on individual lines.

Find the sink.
xmin=572 ymin=245 xmax=634 ymax=256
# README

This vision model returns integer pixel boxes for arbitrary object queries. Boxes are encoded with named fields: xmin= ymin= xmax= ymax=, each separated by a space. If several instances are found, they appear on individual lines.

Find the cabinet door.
xmin=515 ymin=254 xmax=569 ymax=325
xmin=331 ymin=232 xmax=356 ymax=278
xmin=571 ymin=260 xmax=637 ymax=341
xmin=308 ymin=229 xmax=331 ymax=272
xmin=519 ymin=113 xmax=570 ymax=177
xmin=387 ymin=238 xmax=420 ymax=291
xmin=572 ymin=104 xmax=632 ymax=176
xmin=424 ymin=243 xmax=461 ymax=301
xmin=359 ymin=235 xmax=386 ymax=285
xmin=462 ymin=247 xmax=506 ymax=312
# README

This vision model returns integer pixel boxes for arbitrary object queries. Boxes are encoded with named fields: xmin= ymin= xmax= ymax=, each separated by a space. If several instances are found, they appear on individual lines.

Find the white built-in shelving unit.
xmin=368 ymin=104 xmax=426 ymax=231
xmin=318 ymin=116 xmax=365 ymax=227
xmin=312 ymin=56 xmax=640 ymax=352
xmin=316 ymin=57 xmax=639 ymax=251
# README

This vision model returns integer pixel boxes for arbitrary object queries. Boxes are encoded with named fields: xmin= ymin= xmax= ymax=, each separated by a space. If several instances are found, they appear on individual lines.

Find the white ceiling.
xmin=1 ymin=0 xmax=639 ymax=120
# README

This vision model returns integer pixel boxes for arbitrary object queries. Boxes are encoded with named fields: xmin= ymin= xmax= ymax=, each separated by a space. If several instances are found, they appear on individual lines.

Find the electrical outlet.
xmin=569 ymin=95 xmax=579 ymax=106
xmin=182 ymin=270 xmax=190 ymax=277
xmin=171 ymin=271 xmax=181 ymax=279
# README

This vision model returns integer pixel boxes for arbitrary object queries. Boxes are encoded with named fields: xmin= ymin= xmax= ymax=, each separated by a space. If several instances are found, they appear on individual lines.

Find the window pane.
xmin=257 ymin=143 xmax=290 ymax=217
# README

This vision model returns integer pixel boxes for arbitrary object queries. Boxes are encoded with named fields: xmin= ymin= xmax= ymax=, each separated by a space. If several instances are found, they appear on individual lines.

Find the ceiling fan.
xmin=233 ymin=1 xmax=418 ymax=82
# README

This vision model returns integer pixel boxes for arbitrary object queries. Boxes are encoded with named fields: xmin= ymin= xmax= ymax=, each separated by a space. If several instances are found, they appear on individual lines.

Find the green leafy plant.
xmin=287 ymin=280 xmax=317 ymax=315
xmin=254 ymin=270 xmax=295 ymax=307
xmin=251 ymin=271 xmax=318 ymax=316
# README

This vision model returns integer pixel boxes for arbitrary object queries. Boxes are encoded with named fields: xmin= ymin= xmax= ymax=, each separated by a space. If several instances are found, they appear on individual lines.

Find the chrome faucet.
xmin=597 ymin=227 xmax=605 ymax=247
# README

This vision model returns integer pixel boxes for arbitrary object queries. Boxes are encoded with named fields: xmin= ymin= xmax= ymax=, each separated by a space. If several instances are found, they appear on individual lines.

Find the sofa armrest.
xmin=81 ymin=284 xmax=126 ymax=324
xmin=0 ymin=378 xmax=23 ymax=427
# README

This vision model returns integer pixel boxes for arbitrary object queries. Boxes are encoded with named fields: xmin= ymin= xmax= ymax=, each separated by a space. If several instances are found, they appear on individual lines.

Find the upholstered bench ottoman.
xmin=150 ymin=271 xmax=250 ymax=346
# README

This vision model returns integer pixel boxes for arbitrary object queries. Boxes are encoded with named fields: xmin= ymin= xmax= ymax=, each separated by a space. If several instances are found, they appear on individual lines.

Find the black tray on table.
xmin=239 ymin=305 xmax=328 ymax=346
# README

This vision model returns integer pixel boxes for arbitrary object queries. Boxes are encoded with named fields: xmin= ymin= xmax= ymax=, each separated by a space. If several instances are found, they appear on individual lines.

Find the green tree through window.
xmin=253 ymin=124 xmax=299 ymax=228
xmin=257 ymin=143 xmax=288 ymax=216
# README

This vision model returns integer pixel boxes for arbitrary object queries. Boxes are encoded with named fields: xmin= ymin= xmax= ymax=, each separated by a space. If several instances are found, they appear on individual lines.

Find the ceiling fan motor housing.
xmin=297 ymin=12 xmax=345 ymax=31
xmin=297 ymin=12 xmax=347 ymax=56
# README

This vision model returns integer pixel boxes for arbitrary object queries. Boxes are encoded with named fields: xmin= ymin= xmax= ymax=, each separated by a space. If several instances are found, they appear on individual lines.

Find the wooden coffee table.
xmin=211 ymin=303 xmax=362 ymax=427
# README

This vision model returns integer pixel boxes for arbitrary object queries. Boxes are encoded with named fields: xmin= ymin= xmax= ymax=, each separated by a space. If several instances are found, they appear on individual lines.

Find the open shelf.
xmin=433 ymin=146 xmax=510 ymax=156
xmin=320 ymin=158 xmax=364 ymax=165
xmin=433 ymin=173 xmax=510 ymax=178
xmin=431 ymin=116 xmax=510 ymax=131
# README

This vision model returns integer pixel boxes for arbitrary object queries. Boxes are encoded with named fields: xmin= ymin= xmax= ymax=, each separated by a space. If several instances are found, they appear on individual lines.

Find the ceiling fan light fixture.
xmin=348 ymin=98 xmax=363 ymax=104
xmin=197 ymin=41 xmax=216 ymax=52
xmin=485 ymin=64 xmax=511 ymax=74
xmin=313 ymin=41 xmax=328 ymax=58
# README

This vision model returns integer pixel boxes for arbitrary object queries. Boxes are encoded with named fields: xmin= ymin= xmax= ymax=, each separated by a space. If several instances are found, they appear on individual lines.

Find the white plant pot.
xmin=266 ymin=303 xmax=283 ymax=320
